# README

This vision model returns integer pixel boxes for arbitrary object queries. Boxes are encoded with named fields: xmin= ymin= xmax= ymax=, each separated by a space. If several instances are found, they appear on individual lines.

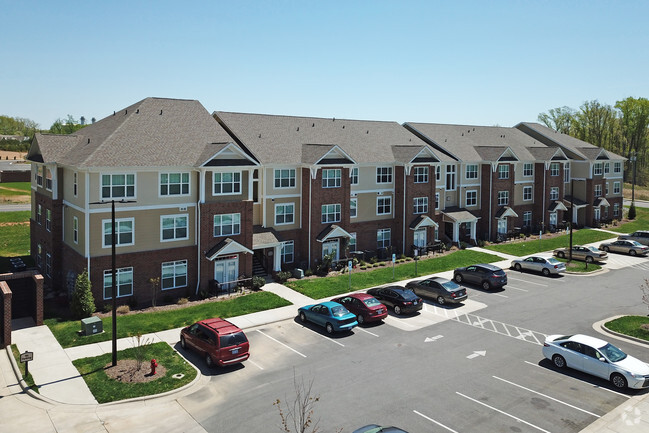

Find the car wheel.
xmin=482 ymin=280 xmax=491 ymax=290
xmin=611 ymin=373 xmax=627 ymax=389
xmin=455 ymin=274 xmax=463 ymax=283
xmin=180 ymin=336 xmax=187 ymax=349
xmin=394 ymin=305 xmax=402 ymax=315
xmin=603 ymin=246 xmax=610 ymax=252
xmin=585 ymin=256 xmax=594 ymax=263
xmin=557 ymin=251 xmax=565 ymax=258
xmin=325 ymin=323 xmax=334 ymax=334
xmin=514 ymin=263 xmax=522 ymax=271
xmin=542 ymin=268 xmax=550 ymax=277
xmin=299 ymin=312 xmax=307 ymax=323
xmin=357 ymin=314 xmax=364 ymax=325
xmin=630 ymin=249 xmax=637 ymax=256
xmin=437 ymin=296 xmax=445 ymax=305
xmin=205 ymin=353 xmax=214 ymax=368
xmin=552 ymin=354 xmax=566 ymax=368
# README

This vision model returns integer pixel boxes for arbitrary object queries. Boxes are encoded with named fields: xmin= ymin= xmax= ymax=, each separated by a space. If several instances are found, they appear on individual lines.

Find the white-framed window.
xmin=523 ymin=163 xmax=533 ymax=177
xmin=594 ymin=184 xmax=602 ymax=197
xmin=350 ymin=198 xmax=357 ymax=218
xmin=466 ymin=190 xmax=478 ymax=206
xmin=446 ymin=165 xmax=456 ymax=190
xmin=376 ymin=167 xmax=393 ymax=184
xmin=321 ymin=204 xmax=341 ymax=223
xmin=274 ymin=203 xmax=295 ymax=225
xmin=604 ymin=162 xmax=610 ymax=174
xmin=350 ymin=167 xmax=359 ymax=185
xmin=161 ymin=214 xmax=188 ymax=241
xmin=464 ymin=222 xmax=472 ymax=238
xmin=160 ymin=172 xmax=190 ymax=196
xmin=377 ymin=197 xmax=392 ymax=215
xmin=213 ymin=213 xmax=241 ymax=236
xmin=73 ymin=216 xmax=78 ymax=244
xmin=550 ymin=187 xmax=559 ymax=200
xmin=550 ymin=162 xmax=560 ymax=176
xmin=523 ymin=211 xmax=532 ymax=227
xmin=614 ymin=162 xmax=622 ymax=173
xmin=413 ymin=197 xmax=428 ymax=214
xmin=466 ymin=164 xmax=478 ymax=180
xmin=498 ymin=191 xmax=509 ymax=206
xmin=46 ymin=209 xmax=51 ymax=232
xmin=281 ymin=241 xmax=294 ymax=263
xmin=162 ymin=260 xmax=187 ymax=290
xmin=213 ymin=172 xmax=241 ymax=195
xmin=37 ymin=204 xmax=42 ymax=225
xmin=45 ymin=253 xmax=51 ymax=277
xmin=274 ymin=169 xmax=296 ymax=188
xmin=322 ymin=169 xmax=341 ymax=188
xmin=102 ymin=173 xmax=135 ymax=199
xmin=377 ymin=228 xmax=391 ymax=248
xmin=593 ymin=162 xmax=602 ymax=176
xmin=613 ymin=181 xmax=621 ymax=194
xmin=103 ymin=218 xmax=134 ymax=247
xmin=103 ymin=267 xmax=133 ymax=299
xmin=564 ymin=162 xmax=570 ymax=182
xmin=436 ymin=165 xmax=441 ymax=181
xmin=36 ymin=244 xmax=42 ymax=268
xmin=349 ymin=233 xmax=357 ymax=252
xmin=523 ymin=186 xmax=533 ymax=201
xmin=614 ymin=203 xmax=620 ymax=216
xmin=73 ymin=172 xmax=78 ymax=196
xmin=45 ymin=168 xmax=53 ymax=191
xmin=414 ymin=166 xmax=429 ymax=183
xmin=435 ymin=192 xmax=440 ymax=210
xmin=498 ymin=164 xmax=509 ymax=179
xmin=36 ymin=166 xmax=43 ymax=187
xmin=606 ymin=182 xmax=609 ymax=195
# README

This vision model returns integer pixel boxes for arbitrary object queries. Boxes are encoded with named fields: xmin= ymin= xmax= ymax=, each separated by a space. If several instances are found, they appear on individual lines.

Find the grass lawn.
xmin=46 ymin=291 xmax=291 ymax=348
xmin=609 ymin=206 xmax=649 ymax=234
xmin=605 ymin=316 xmax=649 ymax=342
xmin=10 ymin=344 xmax=38 ymax=393
xmin=553 ymin=257 xmax=601 ymax=273
xmin=73 ymin=342 xmax=196 ymax=403
xmin=0 ymin=181 xmax=31 ymax=197
xmin=0 ymin=210 xmax=31 ymax=259
xmin=286 ymin=249 xmax=504 ymax=299
xmin=483 ymin=229 xmax=616 ymax=257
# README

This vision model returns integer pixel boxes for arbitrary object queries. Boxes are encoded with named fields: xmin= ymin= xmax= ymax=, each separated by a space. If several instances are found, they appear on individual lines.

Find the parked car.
xmin=453 ymin=263 xmax=507 ymax=290
xmin=331 ymin=293 xmax=388 ymax=324
xmin=618 ymin=230 xmax=649 ymax=246
xmin=353 ymin=425 xmax=409 ymax=433
xmin=366 ymin=286 xmax=423 ymax=315
xmin=542 ymin=334 xmax=649 ymax=389
xmin=298 ymin=301 xmax=358 ymax=334
xmin=510 ymin=256 xmax=566 ymax=276
xmin=553 ymin=245 xmax=608 ymax=262
xmin=180 ymin=318 xmax=250 ymax=367
xmin=599 ymin=239 xmax=649 ymax=256
xmin=405 ymin=276 xmax=467 ymax=305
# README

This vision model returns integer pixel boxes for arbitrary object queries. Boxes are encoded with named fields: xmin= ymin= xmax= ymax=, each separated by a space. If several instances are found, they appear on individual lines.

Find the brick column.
xmin=1 ymin=281 xmax=12 ymax=346
xmin=33 ymin=274 xmax=44 ymax=326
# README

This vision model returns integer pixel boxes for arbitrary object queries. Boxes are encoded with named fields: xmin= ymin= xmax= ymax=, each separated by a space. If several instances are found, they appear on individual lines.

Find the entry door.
xmin=414 ymin=229 xmax=426 ymax=247
xmin=322 ymin=240 xmax=339 ymax=261
xmin=549 ymin=212 xmax=557 ymax=226
xmin=214 ymin=257 xmax=238 ymax=289
xmin=497 ymin=218 xmax=507 ymax=235
xmin=593 ymin=208 xmax=601 ymax=221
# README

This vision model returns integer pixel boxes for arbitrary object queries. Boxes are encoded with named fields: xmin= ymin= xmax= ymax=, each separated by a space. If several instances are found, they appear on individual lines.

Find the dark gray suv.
xmin=618 ymin=230 xmax=649 ymax=246
xmin=453 ymin=263 xmax=507 ymax=290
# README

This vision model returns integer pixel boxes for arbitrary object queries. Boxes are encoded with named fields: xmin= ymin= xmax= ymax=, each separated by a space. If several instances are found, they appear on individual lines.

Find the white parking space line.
xmin=446 ymin=312 xmax=547 ymax=345
xmin=356 ymin=327 xmax=380 ymax=337
xmin=507 ymin=276 xmax=548 ymax=287
xmin=456 ymin=392 xmax=551 ymax=433
xmin=248 ymin=358 xmax=264 ymax=370
xmin=506 ymin=285 xmax=529 ymax=292
xmin=413 ymin=410 xmax=459 ymax=432
xmin=256 ymin=330 xmax=307 ymax=358
xmin=492 ymin=376 xmax=601 ymax=417
xmin=492 ymin=292 xmax=509 ymax=298
xmin=321 ymin=334 xmax=345 ymax=347
xmin=523 ymin=361 xmax=631 ymax=398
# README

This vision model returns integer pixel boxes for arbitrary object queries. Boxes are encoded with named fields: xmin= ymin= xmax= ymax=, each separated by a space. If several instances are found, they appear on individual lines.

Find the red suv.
xmin=180 ymin=318 xmax=250 ymax=367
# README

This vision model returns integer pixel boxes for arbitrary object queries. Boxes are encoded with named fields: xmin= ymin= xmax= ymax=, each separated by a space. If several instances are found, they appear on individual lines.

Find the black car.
xmin=453 ymin=263 xmax=507 ymax=290
xmin=366 ymin=286 xmax=423 ymax=315
xmin=405 ymin=276 xmax=467 ymax=305
xmin=353 ymin=425 xmax=409 ymax=433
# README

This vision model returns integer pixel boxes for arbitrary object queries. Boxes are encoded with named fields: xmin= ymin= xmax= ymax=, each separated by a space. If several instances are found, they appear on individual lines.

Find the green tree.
xmin=615 ymin=97 xmax=649 ymax=181
xmin=538 ymin=106 xmax=575 ymax=134
xmin=70 ymin=269 xmax=96 ymax=319
xmin=572 ymin=100 xmax=618 ymax=148
xmin=49 ymin=115 xmax=86 ymax=135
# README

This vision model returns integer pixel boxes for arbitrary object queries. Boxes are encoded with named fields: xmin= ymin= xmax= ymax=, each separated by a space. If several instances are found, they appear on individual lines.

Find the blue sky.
xmin=3 ymin=0 xmax=649 ymax=129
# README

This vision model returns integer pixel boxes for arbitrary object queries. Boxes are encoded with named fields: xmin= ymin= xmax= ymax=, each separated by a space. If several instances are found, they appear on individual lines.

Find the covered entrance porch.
xmin=442 ymin=208 xmax=479 ymax=245
xmin=205 ymin=238 xmax=253 ymax=291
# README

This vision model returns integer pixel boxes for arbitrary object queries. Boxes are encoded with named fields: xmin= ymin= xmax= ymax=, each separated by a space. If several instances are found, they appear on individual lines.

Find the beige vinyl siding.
xmin=265 ymin=198 xmax=300 ymax=230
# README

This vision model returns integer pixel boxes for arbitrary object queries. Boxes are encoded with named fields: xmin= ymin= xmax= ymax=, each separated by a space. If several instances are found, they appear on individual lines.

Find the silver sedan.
xmin=511 ymin=256 xmax=566 ymax=276
xmin=599 ymin=240 xmax=649 ymax=256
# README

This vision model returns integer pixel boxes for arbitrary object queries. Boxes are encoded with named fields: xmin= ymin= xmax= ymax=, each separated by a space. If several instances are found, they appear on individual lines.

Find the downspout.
xmin=402 ymin=166 xmax=407 ymax=254
xmin=308 ymin=169 xmax=312 ymax=267
xmin=195 ymin=169 xmax=204 ymax=296
xmin=542 ymin=164 xmax=546 ymax=231
xmin=488 ymin=164 xmax=493 ymax=241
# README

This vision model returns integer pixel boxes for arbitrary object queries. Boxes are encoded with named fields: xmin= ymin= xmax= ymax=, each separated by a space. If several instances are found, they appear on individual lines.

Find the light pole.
xmin=631 ymin=151 xmax=637 ymax=204
xmin=568 ymin=178 xmax=585 ymax=262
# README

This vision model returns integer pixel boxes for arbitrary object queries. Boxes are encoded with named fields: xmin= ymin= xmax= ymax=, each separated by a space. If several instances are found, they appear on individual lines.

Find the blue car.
xmin=298 ymin=301 xmax=358 ymax=334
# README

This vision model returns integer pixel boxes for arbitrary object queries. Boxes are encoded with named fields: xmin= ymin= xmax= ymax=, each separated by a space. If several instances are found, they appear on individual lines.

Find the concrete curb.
xmin=4 ymin=345 xmax=54 ymax=404
xmin=596 ymin=316 xmax=649 ymax=347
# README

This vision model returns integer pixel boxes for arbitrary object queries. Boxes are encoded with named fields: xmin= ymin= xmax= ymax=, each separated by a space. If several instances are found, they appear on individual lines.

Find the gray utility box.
xmin=293 ymin=268 xmax=304 ymax=279
xmin=81 ymin=316 xmax=103 ymax=335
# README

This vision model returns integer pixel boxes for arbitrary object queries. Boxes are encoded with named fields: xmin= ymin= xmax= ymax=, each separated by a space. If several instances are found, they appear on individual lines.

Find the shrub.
xmin=116 ymin=305 xmax=130 ymax=315
xmin=304 ymin=269 xmax=313 ymax=277
xmin=176 ymin=297 xmax=189 ymax=305
xmin=252 ymin=276 xmax=266 ymax=289
xmin=69 ymin=269 xmax=96 ymax=319
xmin=360 ymin=266 xmax=367 ymax=270
xmin=102 ymin=304 xmax=111 ymax=314
xmin=275 ymin=271 xmax=292 ymax=283
xmin=629 ymin=203 xmax=637 ymax=220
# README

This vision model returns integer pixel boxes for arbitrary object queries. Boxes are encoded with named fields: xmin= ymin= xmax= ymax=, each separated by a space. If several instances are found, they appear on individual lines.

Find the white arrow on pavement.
xmin=425 ymin=335 xmax=444 ymax=343
xmin=466 ymin=350 xmax=486 ymax=359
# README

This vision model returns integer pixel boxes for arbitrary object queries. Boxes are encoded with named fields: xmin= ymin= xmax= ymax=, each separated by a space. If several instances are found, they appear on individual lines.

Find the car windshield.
xmin=441 ymin=281 xmax=460 ymax=290
xmin=363 ymin=298 xmax=381 ymax=307
xmin=547 ymin=258 xmax=561 ymax=264
xmin=220 ymin=331 xmax=248 ymax=347
xmin=600 ymin=343 xmax=627 ymax=362
xmin=331 ymin=305 xmax=350 ymax=317
xmin=630 ymin=241 xmax=644 ymax=247
xmin=587 ymin=246 xmax=599 ymax=252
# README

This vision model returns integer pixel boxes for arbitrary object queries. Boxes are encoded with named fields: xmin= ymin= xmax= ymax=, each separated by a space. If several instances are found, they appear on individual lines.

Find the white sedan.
xmin=542 ymin=334 xmax=649 ymax=389
xmin=510 ymin=256 xmax=566 ymax=276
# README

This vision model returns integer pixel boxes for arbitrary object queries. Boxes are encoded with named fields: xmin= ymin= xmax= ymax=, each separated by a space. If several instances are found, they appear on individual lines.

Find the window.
xmin=593 ymin=162 xmax=602 ymax=176
xmin=466 ymin=190 xmax=477 ymax=206
xmin=73 ymin=172 xmax=78 ymax=196
xmin=614 ymin=162 xmax=622 ymax=173
xmin=498 ymin=191 xmax=509 ymax=206
xmin=103 ymin=218 xmax=134 ymax=247
xmin=550 ymin=162 xmax=560 ymax=176
xmin=45 ymin=168 xmax=52 ymax=191
xmin=103 ymin=267 xmax=133 ymax=299
xmin=436 ymin=165 xmax=441 ymax=181
xmin=376 ymin=167 xmax=393 ymax=184
xmin=377 ymin=197 xmax=392 ymax=215
xmin=46 ymin=209 xmax=51 ymax=232
xmin=350 ymin=167 xmax=359 ymax=185
xmin=604 ymin=162 xmax=610 ymax=174
xmin=350 ymin=198 xmax=357 ymax=218
xmin=36 ymin=244 xmax=42 ymax=268
xmin=564 ymin=162 xmax=570 ymax=182
xmin=377 ymin=228 xmax=391 ymax=248
xmin=37 ymin=204 xmax=42 ymax=225
xmin=321 ymin=204 xmax=341 ymax=223
xmin=161 ymin=215 xmax=188 ymax=241
xmin=435 ymin=192 xmax=440 ymax=210
xmin=349 ymin=233 xmax=357 ymax=252
xmin=213 ymin=213 xmax=241 ymax=236
xmin=275 ymin=203 xmax=295 ymax=225
xmin=613 ymin=181 xmax=621 ymax=194
xmin=550 ymin=187 xmax=559 ymax=200
xmin=36 ymin=166 xmax=43 ymax=187
xmin=605 ymin=183 xmax=609 ymax=195
xmin=414 ymin=166 xmax=429 ymax=183
xmin=274 ymin=169 xmax=296 ymax=188
xmin=161 ymin=260 xmax=187 ymax=290
xmin=523 ymin=186 xmax=533 ymax=201
xmin=102 ymin=174 xmax=135 ymax=199
xmin=281 ymin=241 xmax=294 ymax=263
xmin=523 ymin=163 xmax=533 ymax=177
xmin=213 ymin=172 xmax=241 ymax=195
xmin=413 ymin=197 xmax=428 ymax=214
xmin=322 ymin=169 xmax=341 ymax=188
xmin=466 ymin=164 xmax=478 ymax=180
xmin=614 ymin=203 xmax=620 ymax=216
xmin=446 ymin=165 xmax=456 ymax=190
xmin=523 ymin=211 xmax=532 ymax=227
xmin=498 ymin=164 xmax=509 ymax=179
xmin=73 ymin=216 xmax=78 ymax=244
xmin=45 ymin=253 xmax=51 ymax=277
xmin=594 ymin=184 xmax=602 ymax=197
xmin=160 ymin=172 xmax=190 ymax=196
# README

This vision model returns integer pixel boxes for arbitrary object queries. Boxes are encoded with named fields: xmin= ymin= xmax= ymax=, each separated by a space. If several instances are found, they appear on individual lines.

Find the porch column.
xmin=470 ymin=220 xmax=477 ymax=241
xmin=452 ymin=222 xmax=460 ymax=243
xmin=273 ymin=245 xmax=282 ymax=272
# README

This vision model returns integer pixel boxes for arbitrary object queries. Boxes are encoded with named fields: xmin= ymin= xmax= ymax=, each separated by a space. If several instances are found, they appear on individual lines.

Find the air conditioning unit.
xmin=81 ymin=316 xmax=103 ymax=336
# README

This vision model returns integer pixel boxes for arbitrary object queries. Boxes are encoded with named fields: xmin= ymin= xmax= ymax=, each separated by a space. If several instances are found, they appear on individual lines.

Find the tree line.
xmin=538 ymin=97 xmax=649 ymax=186
xmin=0 ymin=114 xmax=90 ymax=151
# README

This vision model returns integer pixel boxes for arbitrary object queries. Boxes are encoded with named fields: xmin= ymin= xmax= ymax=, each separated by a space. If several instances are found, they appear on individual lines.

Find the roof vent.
xmin=333 ymin=117 xmax=335 ymax=122
xmin=259 ymin=134 xmax=262 ymax=138
xmin=113 ymin=111 xmax=116 ymax=116
xmin=445 ymin=139 xmax=447 ymax=142
xmin=312 ymin=123 xmax=315 ymax=127
xmin=87 ymin=138 xmax=90 ymax=144
xmin=125 ymin=109 xmax=127 ymax=114
xmin=160 ymin=110 xmax=163 ymax=115
xmin=297 ymin=127 xmax=299 ymax=131
xmin=342 ymin=125 xmax=345 ymax=129
xmin=366 ymin=130 xmax=369 ymax=134
xmin=136 ymin=109 xmax=139 ymax=114
xmin=462 ymin=133 xmax=464 ymax=136
xmin=473 ymin=128 xmax=475 ymax=131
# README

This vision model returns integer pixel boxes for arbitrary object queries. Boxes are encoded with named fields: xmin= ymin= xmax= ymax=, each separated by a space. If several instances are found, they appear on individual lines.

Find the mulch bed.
xmin=104 ymin=359 xmax=167 ymax=383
